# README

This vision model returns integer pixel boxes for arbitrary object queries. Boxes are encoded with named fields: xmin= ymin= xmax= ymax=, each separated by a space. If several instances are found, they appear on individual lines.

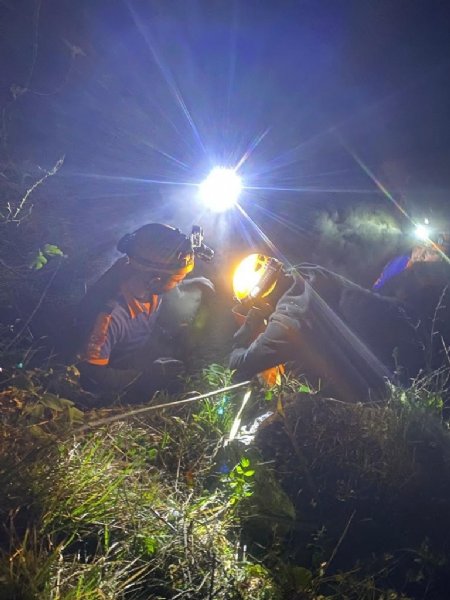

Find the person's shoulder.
xmin=78 ymin=290 xmax=122 ymax=325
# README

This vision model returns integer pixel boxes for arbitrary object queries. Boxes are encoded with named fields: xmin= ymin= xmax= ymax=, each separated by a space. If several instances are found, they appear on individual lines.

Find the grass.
xmin=0 ymin=364 xmax=280 ymax=599
xmin=1 ymin=363 xmax=450 ymax=598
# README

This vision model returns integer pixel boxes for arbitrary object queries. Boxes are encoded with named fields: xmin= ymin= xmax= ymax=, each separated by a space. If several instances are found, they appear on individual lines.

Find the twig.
xmin=427 ymin=285 xmax=448 ymax=370
xmin=4 ymin=260 xmax=62 ymax=350
xmin=148 ymin=506 xmax=177 ymax=532
xmin=0 ymin=257 xmax=16 ymax=272
xmin=7 ymin=155 xmax=64 ymax=222
xmin=24 ymin=0 xmax=42 ymax=90
xmin=324 ymin=509 xmax=356 ymax=573
xmin=208 ymin=552 xmax=216 ymax=600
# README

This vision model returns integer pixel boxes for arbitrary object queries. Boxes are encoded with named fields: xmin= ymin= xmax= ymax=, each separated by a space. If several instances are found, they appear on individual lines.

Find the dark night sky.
xmin=1 ymin=0 xmax=450 ymax=285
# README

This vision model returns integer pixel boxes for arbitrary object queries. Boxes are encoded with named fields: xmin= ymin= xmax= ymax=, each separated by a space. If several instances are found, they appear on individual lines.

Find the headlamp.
xmin=190 ymin=225 xmax=215 ymax=262
xmin=233 ymin=253 xmax=283 ymax=304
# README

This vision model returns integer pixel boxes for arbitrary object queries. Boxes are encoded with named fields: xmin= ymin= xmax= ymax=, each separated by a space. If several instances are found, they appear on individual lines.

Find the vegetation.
xmin=1 ymin=362 xmax=450 ymax=599
xmin=1 ymin=152 xmax=450 ymax=598
xmin=0 ymin=364 xmax=278 ymax=599
xmin=1 ymin=4 xmax=450 ymax=597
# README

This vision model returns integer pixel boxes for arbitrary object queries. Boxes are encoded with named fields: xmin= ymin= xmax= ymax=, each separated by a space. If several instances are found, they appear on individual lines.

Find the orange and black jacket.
xmin=74 ymin=255 xmax=169 ymax=397
xmin=77 ymin=277 xmax=162 ymax=397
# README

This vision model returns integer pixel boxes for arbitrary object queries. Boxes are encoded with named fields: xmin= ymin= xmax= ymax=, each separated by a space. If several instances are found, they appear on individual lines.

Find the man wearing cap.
xmin=77 ymin=223 xmax=214 ymax=402
xmin=373 ymin=233 xmax=450 ymax=293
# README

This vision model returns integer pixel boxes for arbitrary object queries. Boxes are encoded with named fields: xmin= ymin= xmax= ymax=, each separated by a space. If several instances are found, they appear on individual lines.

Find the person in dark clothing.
xmin=373 ymin=233 xmax=450 ymax=374
xmin=376 ymin=259 xmax=450 ymax=374
xmin=373 ymin=233 xmax=450 ymax=292
xmin=77 ymin=223 xmax=214 ymax=402
xmin=229 ymin=253 xmax=446 ymax=403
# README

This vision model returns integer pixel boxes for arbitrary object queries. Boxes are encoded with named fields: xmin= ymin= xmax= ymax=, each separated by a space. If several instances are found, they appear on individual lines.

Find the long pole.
xmin=75 ymin=380 xmax=252 ymax=434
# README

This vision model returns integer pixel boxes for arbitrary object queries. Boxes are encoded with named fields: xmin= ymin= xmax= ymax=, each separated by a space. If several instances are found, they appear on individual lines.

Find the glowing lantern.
xmin=233 ymin=253 xmax=280 ymax=303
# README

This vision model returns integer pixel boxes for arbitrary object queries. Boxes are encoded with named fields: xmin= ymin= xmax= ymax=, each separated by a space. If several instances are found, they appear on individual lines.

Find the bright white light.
xmin=415 ymin=224 xmax=430 ymax=241
xmin=199 ymin=167 xmax=242 ymax=212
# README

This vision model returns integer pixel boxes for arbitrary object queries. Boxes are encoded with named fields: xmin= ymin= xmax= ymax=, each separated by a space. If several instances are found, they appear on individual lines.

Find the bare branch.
xmin=4 ymin=259 xmax=62 ymax=351
xmin=5 ymin=155 xmax=65 ymax=223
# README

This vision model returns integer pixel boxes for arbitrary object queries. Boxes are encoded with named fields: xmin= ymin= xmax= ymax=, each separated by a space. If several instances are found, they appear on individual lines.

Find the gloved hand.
xmin=232 ymin=306 xmax=268 ymax=347
xmin=180 ymin=277 xmax=215 ymax=295
xmin=152 ymin=357 xmax=185 ymax=380
xmin=140 ymin=358 xmax=186 ymax=396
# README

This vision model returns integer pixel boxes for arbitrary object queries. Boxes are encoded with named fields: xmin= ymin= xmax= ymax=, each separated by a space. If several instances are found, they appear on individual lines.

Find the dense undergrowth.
xmin=1 ymin=362 xmax=450 ymax=599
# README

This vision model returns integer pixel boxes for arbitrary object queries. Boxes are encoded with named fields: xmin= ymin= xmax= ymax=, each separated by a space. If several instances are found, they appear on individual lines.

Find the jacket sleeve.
xmin=78 ymin=306 xmax=146 ymax=395
xmin=78 ymin=361 xmax=144 ymax=394
xmin=229 ymin=312 xmax=298 ymax=381
xmin=82 ymin=307 xmax=118 ymax=366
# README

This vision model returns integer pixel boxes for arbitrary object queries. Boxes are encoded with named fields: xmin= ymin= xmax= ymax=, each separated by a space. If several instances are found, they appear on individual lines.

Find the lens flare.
xmin=415 ymin=223 xmax=430 ymax=241
xmin=199 ymin=167 xmax=242 ymax=212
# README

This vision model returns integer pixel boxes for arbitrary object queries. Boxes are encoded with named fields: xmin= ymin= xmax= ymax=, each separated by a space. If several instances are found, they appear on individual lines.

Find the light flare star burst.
xmin=414 ymin=223 xmax=430 ymax=241
xmin=199 ymin=167 xmax=242 ymax=212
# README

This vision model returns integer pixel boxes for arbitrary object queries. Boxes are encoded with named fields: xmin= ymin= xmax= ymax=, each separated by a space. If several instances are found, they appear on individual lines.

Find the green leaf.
xmin=29 ymin=250 xmax=48 ymax=270
xmin=104 ymin=526 xmax=110 ymax=550
xmin=67 ymin=405 xmax=84 ymax=424
xmin=40 ymin=393 xmax=68 ymax=411
xmin=240 ymin=457 xmax=250 ymax=468
xmin=298 ymin=383 xmax=312 ymax=394
xmin=143 ymin=536 xmax=158 ymax=555
xmin=291 ymin=566 xmax=313 ymax=591
xmin=28 ymin=424 xmax=50 ymax=439
xmin=22 ymin=403 xmax=45 ymax=419
xmin=243 ymin=469 xmax=255 ymax=477
xmin=43 ymin=243 xmax=65 ymax=257
xmin=29 ymin=244 xmax=66 ymax=270
xmin=147 ymin=448 xmax=158 ymax=461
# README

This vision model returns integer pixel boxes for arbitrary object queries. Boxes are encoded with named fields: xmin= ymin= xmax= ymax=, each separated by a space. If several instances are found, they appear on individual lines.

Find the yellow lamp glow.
xmin=233 ymin=253 xmax=277 ymax=302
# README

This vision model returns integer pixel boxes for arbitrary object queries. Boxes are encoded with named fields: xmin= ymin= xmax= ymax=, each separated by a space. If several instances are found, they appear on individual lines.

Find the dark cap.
xmin=117 ymin=223 xmax=193 ymax=271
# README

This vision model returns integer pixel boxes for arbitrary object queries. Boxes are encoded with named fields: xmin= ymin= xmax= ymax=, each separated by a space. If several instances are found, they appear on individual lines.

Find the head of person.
xmin=117 ymin=223 xmax=195 ymax=301
xmin=410 ymin=231 xmax=450 ymax=265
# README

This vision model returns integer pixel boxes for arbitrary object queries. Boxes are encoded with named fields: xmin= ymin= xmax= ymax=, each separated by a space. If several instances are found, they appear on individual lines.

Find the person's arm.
xmin=229 ymin=310 xmax=298 ymax=381
xmin=78 ymin=361 xmax=143 ymax=394
xmin=78 ymin=358 xmax=184 ymax=398
xmin=78 ymin=309 xmax=142 ymax=394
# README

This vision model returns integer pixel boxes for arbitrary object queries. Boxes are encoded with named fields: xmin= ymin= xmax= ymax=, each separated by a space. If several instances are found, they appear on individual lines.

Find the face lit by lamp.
xmin=199 ymin=167 xmax=242 ymax=212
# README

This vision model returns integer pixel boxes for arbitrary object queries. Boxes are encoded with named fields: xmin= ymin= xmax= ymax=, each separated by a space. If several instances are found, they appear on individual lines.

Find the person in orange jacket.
xmin=77 ymin=223 xmax=214 ymax=402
